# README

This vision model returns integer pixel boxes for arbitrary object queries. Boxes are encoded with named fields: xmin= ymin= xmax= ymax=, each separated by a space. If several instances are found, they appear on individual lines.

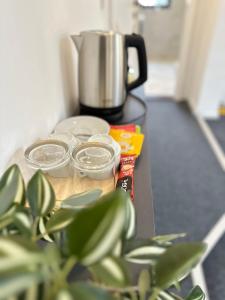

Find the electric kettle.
xmin=71 ymin=30 xmax=147 ymax=119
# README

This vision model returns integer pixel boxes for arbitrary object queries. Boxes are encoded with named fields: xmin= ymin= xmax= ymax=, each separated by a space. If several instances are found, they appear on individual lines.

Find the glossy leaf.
xmin=0 ymin=215 xmax=13 ymax=230
xmin=27 ymin=170 xmax=55 ymax=217
xmin=124 ymin=239 xmax=166 ymax=264
xmin=0 ymin=236 xmax=39 ymax=255
xmin=169 ymin=293 xmax=184 ymax=300
xmin=0 ymin=273 xmax=44 ymax=299
xmin=39 ymin=217 xmax=53 ymax=242
xmin=70 ymin=282 xmax=115 ymax=300
xmin=14 ymin=210 xmax=32 ymax=237
xmin=0 ymin=237 xmax=43 ymax=275
xmin=124 ymin=197 xmax=136 ymax=239
xmin=152 ymin=234 xmax=186 ymax=244
xmin=56 ymin=289 xmax=74 ymax=300
xmin=159 ymin=291 xmax=178 ymax=300
xmin=23 ymin=282 xmax=39 ymax=300
xmin=186 ymin=286 xmax=205 ymax=300
xmin=129 ymin=291 xmax=139 ymax=300
xmin=46 ymin=209 xmax=76 ymax=234
xmin=155 ymin=243 xmax=206 ymax=289
xmin=61 ymin=189 xmax=102 ymax=210
xmin=0 ymin=165 xmax=25 ymax=215
xmin=0 ymin=206 xmax=16 ymax=230
xmin=89 ymin=256 xmax=130 ymax=287
xmin=45 ymin=242 xmax=60 ymax=257
xmin=44 ymin=244 xmax=61 ymax=271
xmin=66 ymin=190 xmax=128 ymax=266
xmin=173 ymin=281 xmax=181 ymax=291
xmin=111 ymin=239 xmax=122 ymax=257
xmin=138 ymin=269 xmax=151 ymax=300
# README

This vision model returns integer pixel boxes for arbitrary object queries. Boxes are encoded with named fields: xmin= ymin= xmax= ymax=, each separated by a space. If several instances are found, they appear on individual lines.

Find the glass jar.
xmin=24 ymin=139 xmax=74 ymax=202
xmin=24 ymin=139 xmax=71 ymax=178
xmin=71 ymin=142 xmax=116 ymax=194
xmin=54 ymin=116 xmax=110 ymax=143
xmin=88 ymin=134 xmax=121 ymax=169
xmin=48 ymin=132 xmax=80 ymax=150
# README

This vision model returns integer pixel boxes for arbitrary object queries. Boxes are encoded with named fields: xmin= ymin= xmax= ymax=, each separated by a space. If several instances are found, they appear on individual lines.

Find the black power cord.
xmin=118 ymin=92 xmax=147 ymax=125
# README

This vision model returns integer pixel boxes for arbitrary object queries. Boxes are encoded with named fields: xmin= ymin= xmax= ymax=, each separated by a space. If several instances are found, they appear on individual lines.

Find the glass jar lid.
xmin=71 ymin=142 xmax=115 ymax=171
xmin=88 ymin=134 xmax=121 ymax=156
xmin=88 ymin=134 xmax=114 ymax=144
xmin=24 ymin=139 xmax=70 ymax=170
xmin=48 ymin=132 xmax=80 ymax=149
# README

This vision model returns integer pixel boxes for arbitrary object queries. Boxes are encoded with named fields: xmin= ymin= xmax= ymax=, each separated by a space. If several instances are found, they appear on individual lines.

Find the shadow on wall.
xmin=59 ymin=36 xmax=79 ymax=116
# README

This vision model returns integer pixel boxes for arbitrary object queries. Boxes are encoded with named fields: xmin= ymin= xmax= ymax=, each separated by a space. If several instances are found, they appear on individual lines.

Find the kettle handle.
xmin=125 ymin=34 xmax=147 ymax=91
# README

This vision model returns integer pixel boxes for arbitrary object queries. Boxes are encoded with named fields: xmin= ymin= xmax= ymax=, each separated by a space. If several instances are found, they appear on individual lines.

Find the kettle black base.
xmin=79 ymin=104 xmax=124 ymax=123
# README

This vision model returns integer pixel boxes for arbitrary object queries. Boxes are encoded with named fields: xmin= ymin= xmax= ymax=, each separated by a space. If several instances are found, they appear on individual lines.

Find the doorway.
xmin=137 ymin=0 xmax=187 ymax=97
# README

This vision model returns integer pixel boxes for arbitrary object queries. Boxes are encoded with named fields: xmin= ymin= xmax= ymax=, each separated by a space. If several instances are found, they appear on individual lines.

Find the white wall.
xmin=197 ymin=0 xmax=225 ymax=118
xmin=141 ymin=0 xmax=186 ymax=60
xmin=110 ymin=0 xmax=133 ymax=33
xmin=0 ymin=0 xmax=110 ymax=172
xmin=175 ymin=0 xmax=224 ymax=119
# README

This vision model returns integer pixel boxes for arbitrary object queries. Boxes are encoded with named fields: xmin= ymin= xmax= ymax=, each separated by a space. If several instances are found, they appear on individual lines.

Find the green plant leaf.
xmin=27 ymin=170 xmax=55 ymax=217
xmin=0 ymin=272 xmax=45 ymax=299
xmin=169 ymin=292 xmax=184 ymax=300
xmin=138 ymin=269 xmax=151 ymax=300
xmin=0 ymin=165 xmax=25 ymax=216
xmin=124 ymin=239 xmax=166 ymax=264
xmin=0 ymin=237 xmax=44 ymax=275
xmin=185 ymin=286 xmax=205 ymax=300
xmin=154 ymin=243 xmax=206 ymax=289
xmin=89 ymin=256 xmax=130 ymax=287
xmin=13 ymin=210 xmax=32 ymax=237
xmin=70 ymin=282 xmax=115 ymax=300
xmin=43 ymin=244 xmax=61 ymax=273
xmin=0 ymin=215 xmax=14 ymax=230
xmin=23 ymin=282 xmax=39 ymax=300
xmin=124 ymin=197 xmax=136 ymax=240
xmin=173 ymin=281 xmax=181 ymax=291
xmin=0 ymin=205 xmax=16 ymax=230
xmin=111 ymin=239 xmax=122 ymax=257
xmin=0 ymin=215 xmax=13 ymax=230
xmin=0 ymin=236 xmax=39 ymax=255
xmin=159 ymin=291 xmax=178 ymax=300
xmin=56 ymin=289 xmax=74 ymax=300
xmin=152 ymin=234 xmax=186 ymax=244
xmin=129 ymin=291 xmax=139 ymax=300
xmin=46 ymin=209 xmax=76 ymax=234
xmin=66 ymin=190 xmax=128 ymax=266
xmin=61 ymin=189 xmax=102 ymax=210
xmin=38 ymin=217 xmax=54 ymax=242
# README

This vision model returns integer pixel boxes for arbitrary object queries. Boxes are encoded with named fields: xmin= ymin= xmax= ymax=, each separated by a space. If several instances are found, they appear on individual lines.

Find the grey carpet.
xmin=207 ymin=118 xmax=225 ymax=152
xmin=147 ymin=98 xmax=225 ymax=299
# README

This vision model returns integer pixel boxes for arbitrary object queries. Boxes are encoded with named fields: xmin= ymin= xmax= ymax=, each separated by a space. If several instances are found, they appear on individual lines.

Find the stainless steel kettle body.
xmin=71 ymin=30 xmax=147 ymax=117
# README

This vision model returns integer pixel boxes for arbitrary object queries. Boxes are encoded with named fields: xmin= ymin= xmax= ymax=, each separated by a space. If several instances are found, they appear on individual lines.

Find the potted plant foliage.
xmin=0 ymin=165 xmax=206 ymax=300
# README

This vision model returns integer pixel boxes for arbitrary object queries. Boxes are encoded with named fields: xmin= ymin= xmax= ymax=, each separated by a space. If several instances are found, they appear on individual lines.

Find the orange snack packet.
xmin=110 ymin=129 xmax=144 ymax=156
xmin=110 ymin=124 xmax=136 ymax=132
